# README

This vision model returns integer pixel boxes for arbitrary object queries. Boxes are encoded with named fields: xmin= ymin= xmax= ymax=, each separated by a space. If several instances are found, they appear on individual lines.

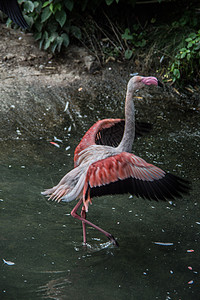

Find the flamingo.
xmin=42 ymin=75 xmax=189 ymax=246
xmin=0 ymin=0 xmax=28 ymax=29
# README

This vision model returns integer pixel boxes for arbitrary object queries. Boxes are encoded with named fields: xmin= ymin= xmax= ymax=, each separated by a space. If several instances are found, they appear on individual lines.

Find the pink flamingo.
xmin=42 ymin=75 xmax=189 ymax=246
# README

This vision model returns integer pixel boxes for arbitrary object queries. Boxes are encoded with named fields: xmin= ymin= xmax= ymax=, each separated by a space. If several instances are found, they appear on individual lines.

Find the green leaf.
xmin=34 ymin=31 xmax=42 ymax=41
xmin=49 ymin=3 xmax=54 ymax=12
xmin=187 ymin=53 xmax=191 ymax=61
xmin=185 ymin=37 xmax=192 ymax=42
xmin=33 ymin=2 xmax=40 ymax=9
xmin=41 ymin=6 xmax=52 ymax=23
xmin=42 ymin=1 xmax=50 ymax=8
xmin=39 ymin=37 xmax=44 ymax=49
xmin=55 ymin=10 xmax=67 ymax=27
xmin=122 ymin=28 xmax=133 ymax=41
xmin=125 ymin=49 xmax=133 ymax=60
xmin=189 ymin=32 xmax=196 ymax=39
xmin=50 ymin=32 xmax=59 ymax=41
xmin=173 ymin=69 xmax=180 ymax=79
xmin=64 ymin=0 xmax=74 ymax=11
xmin=24 ymin=15 xmax=34 ymax=27
xmin=105 ymin=0 xmax=114 ymax=5
xmin=54 ymin=3 xmax=62 ymax=12
xmin=180 ymin=52 xmax=186 ymax=59
xmin=70 ymin=26 xmax=82 ymax=39
xmin=24 ymin=1 xmax=35 ymax=12
xmin=43 ymin=31 xmax=48 ymax=41
xmin=56 ymin=36 xmax=64 ymax=52
xmin=51 ymin=41 xmax=58 ymax=53
xmin=61 ymin=33 xmax=70 ymax=47
xmin=44 ymin=39 xmax=51 ymax=50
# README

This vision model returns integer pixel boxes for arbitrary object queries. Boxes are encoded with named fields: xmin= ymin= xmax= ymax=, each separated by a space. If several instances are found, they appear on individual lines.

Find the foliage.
xmin=121 ymin=26 xmax=147 ymax=59
xmin=16 ymin=0 xmax=157 ymax=53
xmin=16 ymin=0 xmax=126 ymax=53
xmin=162 ymin=9 xmax=200 ymax=84
xmin=7 ymin=1 xmax=199 ymax=84
xmin=18 ymin=0 xmax=79 ymax=53
xmin=168 ymin=30 xmax=200 ymax=82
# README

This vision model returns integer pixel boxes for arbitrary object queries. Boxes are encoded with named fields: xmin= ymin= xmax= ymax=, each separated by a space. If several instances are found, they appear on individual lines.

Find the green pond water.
xmin=0 ymin=93 xmax=200 ymax=300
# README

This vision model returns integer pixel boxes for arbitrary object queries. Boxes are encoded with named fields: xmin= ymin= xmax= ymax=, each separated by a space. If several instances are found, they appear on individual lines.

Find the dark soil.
xmin=0 ymin=24 xmax=199 ymax=141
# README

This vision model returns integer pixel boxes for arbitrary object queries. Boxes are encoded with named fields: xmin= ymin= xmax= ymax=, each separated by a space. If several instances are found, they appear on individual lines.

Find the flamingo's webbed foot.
xmin=108 ymin=234 xmax=119 ymax=247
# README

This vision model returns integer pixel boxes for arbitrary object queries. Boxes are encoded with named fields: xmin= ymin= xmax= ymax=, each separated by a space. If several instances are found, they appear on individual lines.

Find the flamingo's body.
xmin=42 ymin=75 xmax=189 ymax=246
xmin=74 ymin=118 xmax=151 ymax=167
xmin=0 ymin=0 xmax=28 ymax=29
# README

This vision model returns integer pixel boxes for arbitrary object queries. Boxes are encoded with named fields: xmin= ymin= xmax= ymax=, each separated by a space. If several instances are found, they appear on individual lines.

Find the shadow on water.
xmin=0 ymin=90 xmax=200 ymax=300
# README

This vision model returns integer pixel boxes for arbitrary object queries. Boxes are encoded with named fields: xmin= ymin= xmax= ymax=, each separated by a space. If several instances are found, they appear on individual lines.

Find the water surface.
xmin=0 ymin=95 xmax=200 ymax=300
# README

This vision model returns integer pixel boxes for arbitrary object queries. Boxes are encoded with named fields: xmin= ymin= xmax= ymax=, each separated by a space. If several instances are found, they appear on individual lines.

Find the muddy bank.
xmin=0 ymin=25 xmax=199 ymax=141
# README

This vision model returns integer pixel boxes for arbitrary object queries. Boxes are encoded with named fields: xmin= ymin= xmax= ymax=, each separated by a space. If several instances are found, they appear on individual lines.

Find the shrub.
xmin=18 ymin=0 xmax=125 ymax=53
xmin=169 ymin=30 xmax=200 ymax=82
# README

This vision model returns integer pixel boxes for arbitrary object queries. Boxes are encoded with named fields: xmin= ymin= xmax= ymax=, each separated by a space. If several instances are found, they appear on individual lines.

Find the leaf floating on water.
xmin=50 ymin=142 xmax=60 ymax=148
xmin=153 ymin=242 xmax=174 ymax=246
xmin=3 ymin=259 xmax=15 ymax=266
xmin=54 ymin=136 xmax=63 ymax=143
xmin=64 ymin=101 xmax=69 ymax=112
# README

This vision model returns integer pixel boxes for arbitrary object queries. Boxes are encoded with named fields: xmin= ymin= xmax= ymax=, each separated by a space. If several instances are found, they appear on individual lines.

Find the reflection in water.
xmin=0 ymin=95 xmax=200 ymax=300
xmin=37 ymin=276 xmax=71 ymax=299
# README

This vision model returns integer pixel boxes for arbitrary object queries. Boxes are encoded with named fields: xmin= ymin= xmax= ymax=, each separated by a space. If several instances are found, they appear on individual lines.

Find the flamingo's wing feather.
xmin=74 ymin=119 xmax=152 ymax=166
xmin=0 ymin=0 xmax=28 ymax=29
xmin=95 ymin=120 xmax=152 ymax=147
xmin=83 ymin=152 xmax=189 ymax=202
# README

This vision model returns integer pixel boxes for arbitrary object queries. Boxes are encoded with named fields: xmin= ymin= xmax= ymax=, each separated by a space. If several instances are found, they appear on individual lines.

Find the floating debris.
xmin=196 ymin=222 xmax=200 ymax=225
xmin=54 ymin=136 xmax=63 ymax=143
xmin=187 ymin=249 xmax=194 ymax=253
xmin=65 ymin=146 xmax=70 ymax=151
xmin=153 ymin=242 xmax=174 ymax=246
xmin=78 ymin=87 xmax=83 ymax=92
xmin=50 ymin=142 xmax=60 ymax=148
xmin=3 ymin=259 xmax=15 ymax=266
xmin=64 ymin=101 xmax=69 ymax=112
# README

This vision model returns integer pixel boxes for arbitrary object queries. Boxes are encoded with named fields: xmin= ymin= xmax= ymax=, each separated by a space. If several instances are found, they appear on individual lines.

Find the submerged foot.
xmin=108 ymin=234 xmax=119 ymax=247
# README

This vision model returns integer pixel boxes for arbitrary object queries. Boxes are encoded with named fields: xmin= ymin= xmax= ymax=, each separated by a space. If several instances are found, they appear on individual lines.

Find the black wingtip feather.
xmin=95 ymin=120 xmax=152 ymax=147
xmin=87 ymin=172 xmax=190 ymax=203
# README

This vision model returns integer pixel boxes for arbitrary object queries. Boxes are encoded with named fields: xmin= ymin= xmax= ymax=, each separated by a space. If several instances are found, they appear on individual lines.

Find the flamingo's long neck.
xmin=117 ymin=86 xmax=136 ymax=152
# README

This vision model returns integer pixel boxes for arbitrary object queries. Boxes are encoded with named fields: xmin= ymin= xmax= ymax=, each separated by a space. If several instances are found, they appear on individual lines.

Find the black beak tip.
xmin=158 ymin=80 xmax=163 ymax=88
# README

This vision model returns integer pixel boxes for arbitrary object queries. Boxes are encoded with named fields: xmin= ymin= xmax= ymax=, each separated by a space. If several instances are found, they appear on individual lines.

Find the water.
xmin=0 ymin=95 xmax=200 ymax=300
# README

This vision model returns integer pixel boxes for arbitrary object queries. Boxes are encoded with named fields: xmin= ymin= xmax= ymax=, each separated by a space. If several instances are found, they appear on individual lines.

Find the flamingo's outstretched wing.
xmin=0 ymin=0 xmax=28 ymax=29
xmin=74 ymin=119 xmax=152 ymax=166
xmin=83 ymin=152 xmax=189 ymax=205
xmin=95 ymin=120 xmax=152 ymax=146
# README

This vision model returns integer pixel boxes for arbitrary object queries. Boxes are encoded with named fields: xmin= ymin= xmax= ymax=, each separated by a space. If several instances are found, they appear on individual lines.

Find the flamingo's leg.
xmin=81 ymin=205 xmax=87 ymax=244
xmin=71 ymin=199 xmax=118 ymax=246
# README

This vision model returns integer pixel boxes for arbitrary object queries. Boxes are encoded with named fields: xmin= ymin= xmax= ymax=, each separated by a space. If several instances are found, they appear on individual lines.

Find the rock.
xmin=3 ymin=53 xmax=15 ymax=61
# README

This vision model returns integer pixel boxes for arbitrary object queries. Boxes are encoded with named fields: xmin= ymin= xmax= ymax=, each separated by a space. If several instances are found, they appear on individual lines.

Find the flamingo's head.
xmin=128 ymin=75 xmax=163 ymax=92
